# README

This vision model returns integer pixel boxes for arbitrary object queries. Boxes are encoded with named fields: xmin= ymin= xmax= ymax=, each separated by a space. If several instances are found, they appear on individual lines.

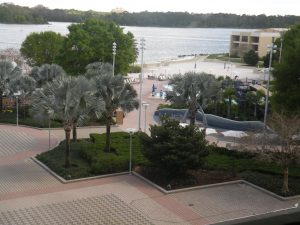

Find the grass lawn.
xmin=36 ymin=132 xmax=147 ymax=179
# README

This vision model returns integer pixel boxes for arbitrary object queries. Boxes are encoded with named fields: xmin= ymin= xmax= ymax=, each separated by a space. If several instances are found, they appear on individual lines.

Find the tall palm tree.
xmin=85 ymin=62 xmax=113 ymax=79
xmin=30 ymin=64 xmax=66 ymax=88
xmin=31 ymin=76 xmax=102 ymax=167
xmin=0 ymin=60 xmax=22 ymax=110
xmin=166 ymin=72 xmax=220 ymax=127
xmin=246 ymin=90 xmax=264 ymax=118
xmin=71 ymin=76 xmax=104 ymax=142
xmin=223 ymin=87 xmax=235 ymax=118
xmin=93 ymin=73 xmax=139 ymax=152
xmin=9 ymin=75 xmax=36 ymax=118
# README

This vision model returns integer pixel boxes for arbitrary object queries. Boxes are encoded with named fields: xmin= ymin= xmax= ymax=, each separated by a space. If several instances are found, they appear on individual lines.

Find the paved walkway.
xmin=0 ymin=125 xmax=298 ymax=224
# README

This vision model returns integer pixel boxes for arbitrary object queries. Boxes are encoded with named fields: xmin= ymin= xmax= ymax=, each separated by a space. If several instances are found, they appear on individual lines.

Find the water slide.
xmin=154 ymin=109 xmax=265 ymax=131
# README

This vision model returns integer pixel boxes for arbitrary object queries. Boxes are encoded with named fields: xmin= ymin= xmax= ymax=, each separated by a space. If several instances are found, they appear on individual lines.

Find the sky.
xmin=1 ymin=0 xmax=299 ymax=16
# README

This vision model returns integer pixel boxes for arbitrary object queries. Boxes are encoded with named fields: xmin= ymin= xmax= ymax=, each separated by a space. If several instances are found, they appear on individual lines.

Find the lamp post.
xmin=48 ymin=109 xmax=53 ymax=150
xmin=138 ymin=38 xmax=146 ymax=131
xmin=112 ymin=42 xmax=117 ymax=76
xmin=142 ymin=102 xmax=149 ymax=132
xmin=14 ymin=91 xmax=21 ymax=126
xmin=126 ymin=128 xmax=137 ymax=174
xmin=263 ymin=43 xmax=277 ymax=131
xmin=279 ymin=38 xmax=283 ymax=64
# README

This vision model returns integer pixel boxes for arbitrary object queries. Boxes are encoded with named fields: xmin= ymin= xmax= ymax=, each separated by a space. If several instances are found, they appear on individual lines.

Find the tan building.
xmin=230 ymin=29 xmax=283 ymax=58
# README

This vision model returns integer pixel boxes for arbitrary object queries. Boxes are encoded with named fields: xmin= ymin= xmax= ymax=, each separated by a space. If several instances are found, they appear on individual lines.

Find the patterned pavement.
xmin=0 ymin=127 xmax=36 ymax=157
xmin=0 ymin=194 xmax=154 ymax=225
xmin=0 ymin=159 xmax=60 ymax=197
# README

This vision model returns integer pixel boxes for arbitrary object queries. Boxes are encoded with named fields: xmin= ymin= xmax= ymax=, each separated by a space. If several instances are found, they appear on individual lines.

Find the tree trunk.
xmin=227 ymin=98 xmax=231 ymax=118
xmin=282 ymin=166 xmax=289 ymax=195
xmin=189 ymin=103 xmax=197 ymax=126
xmin=254 ymin=104 xmax=257 ymax=118
xmin=72 ymin=121 xmax=77 ymax=142
xmin=105 ymin=115 xmax=111 ymax=152
xmin=64 ymin=123 xmax=72 ymax=168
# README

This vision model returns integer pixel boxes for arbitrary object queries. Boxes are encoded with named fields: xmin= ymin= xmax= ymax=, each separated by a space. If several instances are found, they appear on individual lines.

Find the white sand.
xmin=142 ymin=56 xmax=265 ymax=81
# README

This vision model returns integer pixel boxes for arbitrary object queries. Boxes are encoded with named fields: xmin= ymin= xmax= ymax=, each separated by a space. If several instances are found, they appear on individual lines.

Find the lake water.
xmin=0 ymin=22 xmax=252 ymax=63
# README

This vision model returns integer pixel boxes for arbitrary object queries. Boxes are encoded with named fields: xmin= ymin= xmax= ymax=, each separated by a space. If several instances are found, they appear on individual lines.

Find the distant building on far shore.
xmin=111 ymin=8 xmax=128 ymax=14
xmin=229 ymin=28 xmax=285 ymax=58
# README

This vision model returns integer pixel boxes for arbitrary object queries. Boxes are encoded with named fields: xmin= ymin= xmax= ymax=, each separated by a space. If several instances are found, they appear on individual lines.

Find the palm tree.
xmin=30 ymin=64 xmax=66 ymax=88
xmin=166 ymin=72 xmax=220 ymax=127
xmin=0 ymin=60 xmax=22 ymax=110
xmin=93 ymin=73 xmax=139 ymax=152
xmin=223 ymin=87 xmax=235 ymax=118
xmin=31 ymin=75 xmax=102 ymax=167
xmin=71 ymin=76 xmax=104 ymax=142
xmin=9 ymin=75 xmax=36 ymax=118
xmin=246 ymin=90 xmax=264 ymax=118
xmin=85 ymin=62 xmax=113 ymax=79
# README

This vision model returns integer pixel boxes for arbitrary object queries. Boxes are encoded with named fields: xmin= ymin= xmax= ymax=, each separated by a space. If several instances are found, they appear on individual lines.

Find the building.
xmin=230 ymin=29 xmax=283 ymax=58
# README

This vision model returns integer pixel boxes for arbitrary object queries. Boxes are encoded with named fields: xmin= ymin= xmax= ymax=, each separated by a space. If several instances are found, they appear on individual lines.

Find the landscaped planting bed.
xmin=37 ymin=133 xmax=300 ymax=197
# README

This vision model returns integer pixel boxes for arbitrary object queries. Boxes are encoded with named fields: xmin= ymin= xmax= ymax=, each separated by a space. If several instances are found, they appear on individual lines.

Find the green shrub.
xmin=91 ymin=155 xmax=129 ymax=174
xmin=243 ymin=50 xmax=259 ymax=66
xmin=128 ymin=65 xmax=141 ymax=73
xmin=207 ymin=145 xmax=256 ymax=159
xmin=140 ymin=117 xmax=208 ymax=176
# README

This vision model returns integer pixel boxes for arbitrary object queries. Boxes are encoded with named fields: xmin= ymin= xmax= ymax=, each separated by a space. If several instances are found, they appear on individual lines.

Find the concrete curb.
xmin=132 ymin=171 xmax=300 ymax=200
xmin=32 ymin=157 xmax=129 ymax=184
xmin=242 ymin=180 xmax=300 ymax=201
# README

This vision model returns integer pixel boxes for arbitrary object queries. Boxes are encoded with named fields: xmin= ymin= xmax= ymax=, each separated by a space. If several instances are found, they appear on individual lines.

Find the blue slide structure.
xmin=154 ymin=109 xmax=265 ymax=132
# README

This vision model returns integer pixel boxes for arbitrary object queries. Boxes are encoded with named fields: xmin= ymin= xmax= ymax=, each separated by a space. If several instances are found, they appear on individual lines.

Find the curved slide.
xmin=154 ymin=108 xmax=264 ymax=131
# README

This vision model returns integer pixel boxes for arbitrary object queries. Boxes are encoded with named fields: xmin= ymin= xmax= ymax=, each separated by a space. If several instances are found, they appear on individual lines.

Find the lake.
xmin=0 ymin=22 xmax=252 ymax=63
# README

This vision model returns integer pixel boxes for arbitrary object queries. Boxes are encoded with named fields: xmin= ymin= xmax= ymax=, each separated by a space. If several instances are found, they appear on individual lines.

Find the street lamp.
xmin=112 ymin=42 xmax=117 ymax=76
xmin=13 ymin=91 xmax=21 ymax=126
xmin=142 ymin=102 xmax=149 ymax=132
xmin=48 ymin=109 xmax=54 ymax=150
xmin=138 ymin=38 xmax=146 ymax=131
xmin=279 ymin=38 xmax=283 ymax=64
xmin=126 ymin=128 xmax=137 ymax=174
xmin=263 ymin=43 xmax=277 ymax=131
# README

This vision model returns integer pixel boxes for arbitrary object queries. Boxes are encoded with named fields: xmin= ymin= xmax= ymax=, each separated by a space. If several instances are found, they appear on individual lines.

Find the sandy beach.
xmin=142 ymin=55 xmax=266 ymax=81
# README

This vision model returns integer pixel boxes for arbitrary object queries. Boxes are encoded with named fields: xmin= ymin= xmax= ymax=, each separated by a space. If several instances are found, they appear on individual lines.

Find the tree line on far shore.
xmin=1 ymin=3 xmax=300 ymax=28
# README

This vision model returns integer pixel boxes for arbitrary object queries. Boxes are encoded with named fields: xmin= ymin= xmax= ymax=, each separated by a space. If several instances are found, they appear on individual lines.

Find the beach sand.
xmin=142 ymin=55 xmax=265 ymax=81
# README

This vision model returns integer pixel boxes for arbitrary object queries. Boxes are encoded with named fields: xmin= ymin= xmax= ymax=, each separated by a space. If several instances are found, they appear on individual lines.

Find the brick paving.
xmin=0 ymin=126 xmax=36 ymax=157
xmin=0 ymin=194 xmax=154 ymax=225
xmin=0 ymin=159 xmax=60 ymax=197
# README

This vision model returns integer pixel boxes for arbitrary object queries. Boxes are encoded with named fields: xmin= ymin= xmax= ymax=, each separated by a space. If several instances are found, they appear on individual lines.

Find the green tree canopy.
xmin=56 ymin=19 xmax=137 ymax=75
xmin=20 ymin=31 xmax=64 ymax=66
xmin=243 ymin=50 xmax=259 ymax=66
xmin=272 ymin=24 xmax=300 ymax=114
xmin=140 ymin=117 xmax=208 ymax=177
